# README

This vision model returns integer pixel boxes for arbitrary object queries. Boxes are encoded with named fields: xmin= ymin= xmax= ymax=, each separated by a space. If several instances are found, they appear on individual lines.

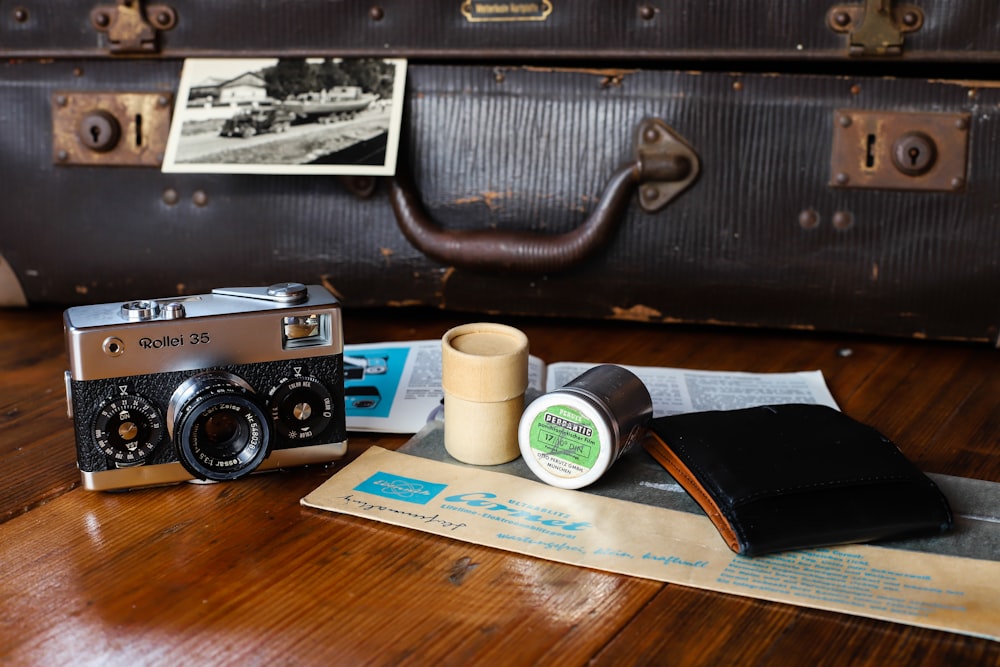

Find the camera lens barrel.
xmin=168 ymin=371 xmax=272 ymax=481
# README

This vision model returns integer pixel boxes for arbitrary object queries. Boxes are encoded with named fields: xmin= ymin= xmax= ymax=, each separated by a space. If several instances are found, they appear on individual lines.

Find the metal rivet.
xmin=639 ymin=6 xmax=655 ymax=20
xmin=832 ymin=211 xmax=854 ymax=230
xmin=955 ymin=117 xmax=969 ymax=131
xmin=838 ymin=114 xmax=852 ymax=128
xmin=642 ymin=186 xmax=659 ymax=201
xmin=92 ymin=11 xmax=110 ymax=28
xmin=850 ymin=84 xmax=861 ymax=95
xmin=369 ymin=6 xmax=384 ymax=20
xmin=902 ymin=11 xmax=919 ymax=27
xmin=835 ymin=172 xmax=850 ymax=186
xmin=155 ymin=11 xmax=172 ymax=27
xmin=798 ymin=209 xmax=820 ymax=229
xmin=951 ymin=177 xmax=965 ymax=190
xmin=643 ymin=127 xmax=659 ymax=144
xmin=55 ymin=94 xmax=68 ymax=107
xmin=833 ymin=11 xmax=851 ymax=27
xmin=732 ymin=80 xmax=743 ymax=91
xmin=73 ymin=67 xmax=84 ymax=77
xmin=157 ymin=95 xmax=170 ymax=108
xmin=192 ymin=190 xmax=208 ymax=207
xmin=56 ymin=150 xmax=69 ymax=162
xmin=162 ymin=188 xmax=180 ymax=206
xmin=13 ymin=7 xmax=28 ymax=22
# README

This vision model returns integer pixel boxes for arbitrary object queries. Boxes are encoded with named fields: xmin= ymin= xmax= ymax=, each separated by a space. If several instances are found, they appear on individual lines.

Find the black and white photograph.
xmin=162 ymin=57 xmax=406 ymax=175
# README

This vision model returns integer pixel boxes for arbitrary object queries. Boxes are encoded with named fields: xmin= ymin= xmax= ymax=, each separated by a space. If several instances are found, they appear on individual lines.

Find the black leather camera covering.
xmin=645 ymin=404 xmax=953 ymax=557
xmin=70 ymin=354 xmax=346 ymax=473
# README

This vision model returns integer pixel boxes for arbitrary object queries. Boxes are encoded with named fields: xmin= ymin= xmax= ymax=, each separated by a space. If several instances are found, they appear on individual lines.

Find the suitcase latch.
xmin=827 ymin=0 xmax=923 ymax=57
xmin=52 ymin=92 xmax=173 ymax=167
xmin=829 ymin=110 xmax=970 ymax=192
xmin=91 ymin=0 xmax=177 ymax=54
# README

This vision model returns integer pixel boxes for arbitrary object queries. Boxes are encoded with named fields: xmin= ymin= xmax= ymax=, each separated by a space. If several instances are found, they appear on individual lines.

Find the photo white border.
xmin=162 ymin=57 xmax=407 ymax=176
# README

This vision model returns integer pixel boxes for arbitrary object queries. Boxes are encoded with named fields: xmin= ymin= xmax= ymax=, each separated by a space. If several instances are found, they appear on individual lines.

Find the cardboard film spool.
xmin=441 ymin=323 xmax=529 ymax=465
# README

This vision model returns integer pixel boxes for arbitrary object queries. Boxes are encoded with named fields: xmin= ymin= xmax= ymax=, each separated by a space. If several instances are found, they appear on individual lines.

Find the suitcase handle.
xmin=388 ymin=118 xmax=700 ymax=274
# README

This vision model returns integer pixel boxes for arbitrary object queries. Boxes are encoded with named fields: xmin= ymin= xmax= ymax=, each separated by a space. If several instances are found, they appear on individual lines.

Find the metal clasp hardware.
xmin=829 ymin=110 xmax=970 ymax=192
xmin=91 ymin=0 xmax=177 ymax=54
xmin=635 ymin=119 xmax=700 ymax=213
xmin=52 ymin=92 xmax=173 ymax=167
xmin=827 ymin=0 xmax=923 ymax=57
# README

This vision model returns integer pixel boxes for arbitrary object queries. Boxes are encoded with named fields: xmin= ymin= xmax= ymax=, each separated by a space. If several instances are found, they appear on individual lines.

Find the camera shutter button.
xmin=121 ymin=299 xmax=160 ymax=321
xmin=162 ymin=302 xmax=186 ymax=319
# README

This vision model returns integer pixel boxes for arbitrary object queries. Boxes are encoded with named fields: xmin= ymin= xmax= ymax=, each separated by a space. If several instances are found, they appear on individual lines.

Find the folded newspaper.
xmin=342 ymin=340 xmax=839 ymax=433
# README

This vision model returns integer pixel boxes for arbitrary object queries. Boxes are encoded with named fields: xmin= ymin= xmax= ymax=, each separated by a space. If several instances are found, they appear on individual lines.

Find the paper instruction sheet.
xmin=303 ymin=446 xmax=1000 ymax=642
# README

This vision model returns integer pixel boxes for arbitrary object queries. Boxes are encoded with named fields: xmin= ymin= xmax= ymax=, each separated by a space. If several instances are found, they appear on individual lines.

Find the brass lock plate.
xmin=829 ymin=110 xmax=970 ymax=192
xmin=52 ymin=92 xmax=173 ymax=167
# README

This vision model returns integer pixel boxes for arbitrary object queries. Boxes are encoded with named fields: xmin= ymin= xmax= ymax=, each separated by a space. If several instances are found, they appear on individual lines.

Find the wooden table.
xmin=2 ymin=306 xmax=998 ymax=665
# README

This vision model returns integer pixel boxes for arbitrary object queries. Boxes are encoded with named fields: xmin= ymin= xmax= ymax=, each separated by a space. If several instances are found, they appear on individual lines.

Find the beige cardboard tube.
xmin=441 ymin=323 xmax=529 ymax=465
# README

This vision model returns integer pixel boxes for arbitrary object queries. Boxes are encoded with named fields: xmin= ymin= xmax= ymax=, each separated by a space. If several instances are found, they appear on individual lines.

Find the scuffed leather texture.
xmin=646 ymin=404 xmax=953 ymax=557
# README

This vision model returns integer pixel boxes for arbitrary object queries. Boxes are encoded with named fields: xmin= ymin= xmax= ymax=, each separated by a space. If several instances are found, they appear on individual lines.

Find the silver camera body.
xmin=64 ymin=283 xmax=347 ymax=491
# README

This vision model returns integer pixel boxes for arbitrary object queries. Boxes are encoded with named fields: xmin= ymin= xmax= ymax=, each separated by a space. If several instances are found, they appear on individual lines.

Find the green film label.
xmin=527 ymin=404 xmax=600 ymax=478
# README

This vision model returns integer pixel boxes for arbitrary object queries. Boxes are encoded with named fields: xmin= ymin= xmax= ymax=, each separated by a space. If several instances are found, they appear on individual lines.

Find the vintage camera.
xmin=64 ymin=283 xmax=347 ymax=491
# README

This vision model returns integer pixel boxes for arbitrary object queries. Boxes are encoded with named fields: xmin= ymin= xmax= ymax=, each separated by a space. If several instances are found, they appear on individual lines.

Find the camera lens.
xmin=168 ymin=371 xmax=272 ymax=481
xmin=202 ymin=411 xmax=240 ymax=448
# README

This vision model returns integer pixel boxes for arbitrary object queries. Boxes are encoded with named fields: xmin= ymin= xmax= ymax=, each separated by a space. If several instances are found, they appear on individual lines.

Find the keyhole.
xmin=891 ymin=132 xmax=937 ymax=176
xmin=135 ymin=113 xmax=143 ymax=146
xmin=865 ymin=134 xmax=876 ymax=168
xmin=77 ymin=110 xmax=121 ymax=152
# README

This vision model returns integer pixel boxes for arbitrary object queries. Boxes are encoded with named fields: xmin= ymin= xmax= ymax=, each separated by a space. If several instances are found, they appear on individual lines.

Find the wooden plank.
xmin=0 ymin=308 xmax=79 ymax=522
xmin=591 ymin=586 xmax=1000 ymax=664
xmin=0 ymin=464 xmax=661 ymax=665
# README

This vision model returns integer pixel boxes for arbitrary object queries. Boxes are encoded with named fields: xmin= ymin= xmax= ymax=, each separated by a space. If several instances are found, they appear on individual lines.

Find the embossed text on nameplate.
xmin=461 ymin=1 xmax=553 ymax=22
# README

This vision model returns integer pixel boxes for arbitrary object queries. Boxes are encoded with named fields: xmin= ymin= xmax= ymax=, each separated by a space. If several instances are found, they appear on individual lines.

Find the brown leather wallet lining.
xmin=644 ymin=432 xmax=741 ymax=553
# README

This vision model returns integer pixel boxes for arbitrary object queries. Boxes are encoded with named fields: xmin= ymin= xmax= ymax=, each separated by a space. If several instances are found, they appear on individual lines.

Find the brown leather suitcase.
xmin=1 ymin=1 xmax=998 ymax=344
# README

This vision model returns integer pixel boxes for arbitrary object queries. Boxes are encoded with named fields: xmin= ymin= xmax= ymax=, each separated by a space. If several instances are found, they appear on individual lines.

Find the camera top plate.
xmin=64 ymin=283 xmax=343 ymax=382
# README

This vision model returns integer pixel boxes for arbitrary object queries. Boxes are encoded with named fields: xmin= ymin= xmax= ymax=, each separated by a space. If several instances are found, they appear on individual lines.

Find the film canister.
xmin=441 ymin=322 xmax=530 ymax=465
xmin=518 ymin=364 xmax=653 ymax=489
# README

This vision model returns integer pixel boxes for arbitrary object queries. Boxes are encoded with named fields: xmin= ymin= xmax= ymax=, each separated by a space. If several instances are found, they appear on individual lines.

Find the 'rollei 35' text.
xmin=139 ymin=332 xmax=211 ymax=349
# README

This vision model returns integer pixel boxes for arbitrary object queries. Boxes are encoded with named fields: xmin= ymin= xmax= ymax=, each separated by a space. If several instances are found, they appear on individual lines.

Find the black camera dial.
xmin=93 ymin=393 xmax=164 ymax=466
xmin=268 ymin=375 xmax=334 ymax=442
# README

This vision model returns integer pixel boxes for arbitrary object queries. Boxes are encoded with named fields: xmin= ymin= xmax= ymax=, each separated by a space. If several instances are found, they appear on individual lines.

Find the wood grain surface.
xmin=1 ymin=306 xmax=998 ymax=665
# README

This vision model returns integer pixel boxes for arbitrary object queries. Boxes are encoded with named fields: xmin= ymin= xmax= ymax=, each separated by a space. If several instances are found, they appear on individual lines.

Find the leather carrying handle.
xmin=389 ymin=118 xmax=700 ymax=274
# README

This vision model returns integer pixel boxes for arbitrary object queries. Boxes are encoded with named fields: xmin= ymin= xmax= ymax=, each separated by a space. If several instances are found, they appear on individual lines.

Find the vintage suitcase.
xmin=1 ymin=1 xmax=998 ymax=345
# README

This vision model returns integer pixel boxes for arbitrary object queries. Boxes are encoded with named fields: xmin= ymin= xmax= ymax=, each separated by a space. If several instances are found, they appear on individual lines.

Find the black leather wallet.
xmin=644 ymin=404 xmax=953 ymax=557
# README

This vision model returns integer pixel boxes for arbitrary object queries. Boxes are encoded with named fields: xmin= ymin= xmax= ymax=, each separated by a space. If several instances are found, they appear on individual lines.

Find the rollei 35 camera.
xmin=64 ymin=283 xmax=347 ymax=491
